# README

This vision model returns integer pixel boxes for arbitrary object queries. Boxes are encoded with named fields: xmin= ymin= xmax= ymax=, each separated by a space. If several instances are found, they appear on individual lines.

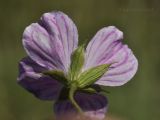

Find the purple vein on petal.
xmin=72 ymin=24 xmax=76 ymax=53
xmin=86 ymin=29 xmax=106 ymax=59
xmin=38 ymin=12 xmax=79 ymax=72
xmin=86 ymin=28 xmax=116 ymax=63
xmin=38 ymin=23 xmax=65 ymax=68
xmin=98 ymin=42 xmax=123 ymax=65
xmin=112 ymin=49 xmax=129 ymax=68
xmin=52 ymin=15 xmax=67 ymax=68
xmin=106 ymin=62 xmax=135 ymax=76
xmin=55 ymin=14 xmax=69 ymax=69
xmin=40 ymin=14 xmax=67 ymax=70
xmin=25 ymin=45 xmax=60 ymax=69
xmin=105 ymin=45 xmax=129 ymax=67
xmin=23 ymin=23 xmax=65 ymax=70
xmin=61 ymin=15 xmax=70 ymax=55
xmin=97 ymin=41 xmax=121 ymax=64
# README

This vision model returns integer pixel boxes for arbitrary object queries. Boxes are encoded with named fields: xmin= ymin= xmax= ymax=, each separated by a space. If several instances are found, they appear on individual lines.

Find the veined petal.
xmin=96 ymin=46 xmax=138 ymax=86
xmin=18 ymin=57 xmax=62 ymax=100
xmin=54 ymin=92 xmax=108 ymax=120
xmin=84 ymin=26 xmax=123 ymax=70
xmin=23 ymin=11 xmax=78 ymax=72
xmin=85 ymin=26 xmax=138 ymax=86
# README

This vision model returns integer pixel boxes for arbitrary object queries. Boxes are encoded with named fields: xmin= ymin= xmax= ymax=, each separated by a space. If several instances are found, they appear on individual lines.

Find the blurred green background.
xmin=0 ymin=0 xmax=160 ymax=120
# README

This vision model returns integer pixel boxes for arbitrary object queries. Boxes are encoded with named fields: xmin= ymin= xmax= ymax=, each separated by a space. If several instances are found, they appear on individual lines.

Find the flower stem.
xmin=69 ymin=84 xmax=83 ymax=114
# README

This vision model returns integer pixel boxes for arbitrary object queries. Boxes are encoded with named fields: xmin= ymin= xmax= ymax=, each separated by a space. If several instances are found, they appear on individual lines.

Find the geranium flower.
xmin=18 ymin=11 xmax=138 ymax=120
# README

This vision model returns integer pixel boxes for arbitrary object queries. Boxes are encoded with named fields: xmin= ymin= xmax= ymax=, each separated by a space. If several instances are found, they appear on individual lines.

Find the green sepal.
xmin=42 ymin=70 xmax=68 ymax=85
xmin=77 ymin=64 xmax=111 ymax=88
xmin=80 ymin=87 xmax=97 ymax=94
xmin=68 ymin=45 xmax=85 ymax=81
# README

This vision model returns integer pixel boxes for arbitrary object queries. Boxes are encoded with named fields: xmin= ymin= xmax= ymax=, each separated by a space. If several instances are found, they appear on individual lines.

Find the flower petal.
xmin=84 ymin=26 xmax=138 ymax=86
xmin=84 ymin=26 xmax=123 ymax=69
xmin=54 ymin=92 xmax=108 ymax=120
xmin=23 ymin=11 xmax=78 ymax=72
xmin=18 ymin=57 xmax=62 ymax=100
xmin=96 ymin=45 xmax=138 ymax=86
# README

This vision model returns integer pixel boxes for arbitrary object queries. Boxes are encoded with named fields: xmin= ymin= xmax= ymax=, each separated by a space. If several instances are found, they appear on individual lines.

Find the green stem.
xmin=69 ymin=84 xmax=83 ymax=114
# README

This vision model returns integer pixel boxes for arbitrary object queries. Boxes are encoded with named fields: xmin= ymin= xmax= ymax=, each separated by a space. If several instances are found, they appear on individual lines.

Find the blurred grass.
xmin=0 ymin=0 xmax=160 ymax=120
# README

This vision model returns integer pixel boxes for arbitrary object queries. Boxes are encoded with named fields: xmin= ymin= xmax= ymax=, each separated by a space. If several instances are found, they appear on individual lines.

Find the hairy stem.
xmin=69 ymin=84 xmax=83 ymax=114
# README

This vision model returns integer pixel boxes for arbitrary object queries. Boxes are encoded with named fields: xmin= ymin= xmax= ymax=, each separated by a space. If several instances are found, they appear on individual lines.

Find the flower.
xmin=18 ymin=11 xmax=138 ymax=120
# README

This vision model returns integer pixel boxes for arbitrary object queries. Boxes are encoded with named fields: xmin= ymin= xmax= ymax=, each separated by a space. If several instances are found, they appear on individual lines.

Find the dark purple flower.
xmin=54 ymin=92 xmax=108 ymax=120
xmin=18 ymin=11 xmax=138 ymax=119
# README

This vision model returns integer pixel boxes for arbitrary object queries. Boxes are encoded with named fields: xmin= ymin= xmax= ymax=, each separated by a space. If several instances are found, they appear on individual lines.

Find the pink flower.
xmin=18 ymin=11 xmax=138 ymax=120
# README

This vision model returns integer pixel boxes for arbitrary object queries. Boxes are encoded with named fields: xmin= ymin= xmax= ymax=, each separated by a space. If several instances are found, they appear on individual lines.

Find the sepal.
xmin=42 ymin=70 xmax=68 ymax=85
xmin=77 ymin=64 xmax=111 ymax=88
xmin=69 ymin=45 xmax=85 ymax=81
